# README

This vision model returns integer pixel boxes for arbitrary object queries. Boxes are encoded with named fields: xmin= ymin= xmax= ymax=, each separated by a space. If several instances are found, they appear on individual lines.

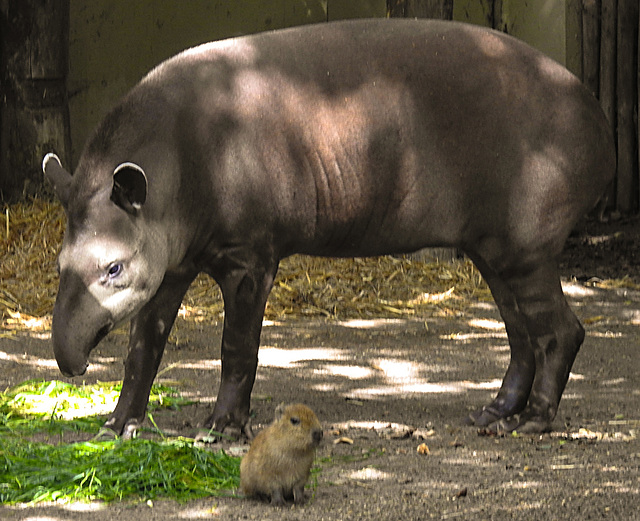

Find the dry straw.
xmin=1 ymin=199 xmax=491 ymax=333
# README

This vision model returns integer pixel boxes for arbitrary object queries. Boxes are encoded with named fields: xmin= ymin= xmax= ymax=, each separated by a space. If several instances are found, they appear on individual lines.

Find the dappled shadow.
xmin=0 ymin=278 xmax=638 ymax=518
xmin=1 ymin=279 xmax=638 ymax=430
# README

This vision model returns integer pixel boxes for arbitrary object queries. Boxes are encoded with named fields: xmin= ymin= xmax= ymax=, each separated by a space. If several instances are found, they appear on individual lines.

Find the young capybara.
xmin=240 ymin=403 xmax=323 ymax=505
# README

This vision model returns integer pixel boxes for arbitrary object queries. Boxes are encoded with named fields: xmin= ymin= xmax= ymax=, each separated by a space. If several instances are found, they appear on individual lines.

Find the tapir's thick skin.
xmin=44 ymin=19 xmax=615 ymax=438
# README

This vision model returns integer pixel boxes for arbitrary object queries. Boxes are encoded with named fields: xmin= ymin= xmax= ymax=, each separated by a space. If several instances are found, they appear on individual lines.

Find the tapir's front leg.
xmin=199 ymin=255 xmax=278 ymax=439
xmin=103 ymin=274 xmax=195 ymax=438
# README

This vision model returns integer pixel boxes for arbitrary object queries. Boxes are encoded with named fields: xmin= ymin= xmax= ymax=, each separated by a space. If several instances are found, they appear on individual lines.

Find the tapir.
xmin=43 ymin=19 xmax=615 ymax=439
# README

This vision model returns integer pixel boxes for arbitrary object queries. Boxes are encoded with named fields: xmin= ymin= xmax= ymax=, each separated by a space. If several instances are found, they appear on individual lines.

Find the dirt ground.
xmin=1 ymin=216 xmax=639 ymax=520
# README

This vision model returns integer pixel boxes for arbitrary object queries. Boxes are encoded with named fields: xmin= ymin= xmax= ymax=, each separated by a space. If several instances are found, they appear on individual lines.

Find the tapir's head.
xmin=43 ymin=153 xmax=168 ymax=376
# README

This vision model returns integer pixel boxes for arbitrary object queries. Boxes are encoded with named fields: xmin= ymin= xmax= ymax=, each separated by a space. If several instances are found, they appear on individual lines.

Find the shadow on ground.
xmin=1 ymin=276 xmax=638 ymax=520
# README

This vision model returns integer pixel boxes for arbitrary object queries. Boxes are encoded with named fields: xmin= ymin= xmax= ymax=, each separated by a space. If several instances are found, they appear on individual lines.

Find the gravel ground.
xmin=1 ymin=215 xmax=639 ymax=520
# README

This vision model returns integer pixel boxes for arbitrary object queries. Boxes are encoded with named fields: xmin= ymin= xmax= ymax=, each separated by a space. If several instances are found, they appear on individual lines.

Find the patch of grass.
xmin=0 ymin=379 xmax=192 ymax=436
xmin=0 ymin=380 xmax=240 ymax=504
xmin=0 ymin=436 xmax=240 ymax=504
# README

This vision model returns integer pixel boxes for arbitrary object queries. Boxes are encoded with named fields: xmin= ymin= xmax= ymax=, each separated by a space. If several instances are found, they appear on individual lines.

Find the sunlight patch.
xmin=601 ymin=377 xmax=626 ymax=386
xmin=167 ymin=359 xmax=221 ymax=371
xmin=441 ymin=331 xmax=508 ymax=341
xmin=337 ymin=318 xmax=406 ymax=329
xmin=0 ymin=349 xmax=61 ymax=370
xmin=2 ymin=310 xmax=51 ymax=331
xmin=562 ymin=281 xmax=599 ymax=298
xmin=373 ymin=358 xmax=418 ymax=380
xmin=347 ymin=378 xmax=502 ymax=398
xmin=258 ymin=347 xmax=344 ymax=368
xmin=62 ymin=502 xmax=107 ymax=512
xmin=446 ymin=331 xmax=508 ymax=341
xmin=348 ymin=467 xmax=392 ymax=481
xmin=320 ymin=364 xmax=374 ymax=380
xmin=468 ymin=318 xmax=505 ymax=330
xmin=588 ymin=330 xmax=624 ymax=338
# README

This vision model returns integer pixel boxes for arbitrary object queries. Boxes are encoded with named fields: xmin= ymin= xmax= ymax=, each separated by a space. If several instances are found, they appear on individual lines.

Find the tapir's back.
xmin=106 ymin=19 xmax=615 ymax=258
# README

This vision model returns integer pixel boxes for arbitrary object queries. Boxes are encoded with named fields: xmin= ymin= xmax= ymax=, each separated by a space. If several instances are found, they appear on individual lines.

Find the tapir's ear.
xmin=42 ymin=153 xmax=72 ymax=208
xmin=111 ymin=162 xmax=147 ymax=214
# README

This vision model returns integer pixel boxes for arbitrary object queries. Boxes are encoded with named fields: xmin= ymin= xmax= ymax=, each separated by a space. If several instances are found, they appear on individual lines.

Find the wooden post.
xmin=386 ymin=0 xmax=453 ymax=20
xmin=582 ymin=0 xmax=601 ymax=97
xmin=387 ymin=0 xmax=406 ymax=17
xmin=599 ymin=0 xmax=617 ymax=127
xmin=616 ymin=0 xmax=639 ymax=214
xmin=598 ymin=0 xmax=617 ymax=213
xmin=406 ymin=0 xmax=453 ymax=20
xmin=490 ymin=0 xmax=504 ymax=31
xmin=0 ymin=0 xmax=71 ymax=202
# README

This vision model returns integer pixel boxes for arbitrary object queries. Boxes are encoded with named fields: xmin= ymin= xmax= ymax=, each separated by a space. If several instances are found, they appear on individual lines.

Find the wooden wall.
xmin=581 ymin=0 xmax=639 ymax=215
xmin=67 ymin=0 xmax=386 ymax=164
xmin=2 ymin=0 xmax=637 ymax=215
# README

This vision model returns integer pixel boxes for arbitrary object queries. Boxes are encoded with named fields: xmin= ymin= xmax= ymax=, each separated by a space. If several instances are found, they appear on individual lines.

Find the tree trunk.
xmin=0 ymin=0 xmax=71 ymax=202
xmin=616 ymin=0 xmax=639 ymax=214
xmin=582 ymin=0 xmax=601 ymax=97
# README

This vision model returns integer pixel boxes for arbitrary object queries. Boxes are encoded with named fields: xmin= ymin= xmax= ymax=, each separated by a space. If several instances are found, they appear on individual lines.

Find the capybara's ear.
xmin=274 ymin=402 xmax=287 ymax=421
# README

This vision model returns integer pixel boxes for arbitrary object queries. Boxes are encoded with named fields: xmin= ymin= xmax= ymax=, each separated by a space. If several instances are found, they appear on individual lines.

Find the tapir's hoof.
xmin=195 ymin=428 xmax=231 ymax=443
xmin=101 ymin=417 xmax=142 ymax=440
xmin=480 ymin=414 xmax=553 ymax=436
xmin=121 ymin=419 xmax=142 ymax=440
xmin=463 ymin=406 xmax=504 ymax=427
xmin=93 ymin=426 xmax=119 ymax=441
xmin=195 ymin=418 xmax=254 ymax=443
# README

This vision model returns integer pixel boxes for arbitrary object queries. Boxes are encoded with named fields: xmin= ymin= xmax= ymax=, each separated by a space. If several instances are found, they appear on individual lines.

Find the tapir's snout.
xmin=51 ymin=269 xmax=115 ymax=378
xmin=52 ymin=321 xmax=90 ymax=377
xmin=58 ymin=360 xmax=87 ymax=378
xmin=52 ymin=313 xmax=114 ymax=376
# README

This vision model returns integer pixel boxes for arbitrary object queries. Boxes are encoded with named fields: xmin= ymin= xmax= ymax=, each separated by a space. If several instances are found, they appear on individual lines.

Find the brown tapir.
xmin=43 ymin=19 xmax=615 ymax=439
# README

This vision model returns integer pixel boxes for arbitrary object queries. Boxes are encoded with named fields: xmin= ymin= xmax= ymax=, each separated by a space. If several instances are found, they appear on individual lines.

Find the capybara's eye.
xmin=290 ymin=416 xmax=300 ymax=426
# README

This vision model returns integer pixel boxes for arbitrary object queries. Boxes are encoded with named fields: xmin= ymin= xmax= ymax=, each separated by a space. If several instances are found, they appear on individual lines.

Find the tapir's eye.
xmin=290 ymin=416 xmax=301 ymax=426
xmin=107 ymin=263 xmax=122 ymax=278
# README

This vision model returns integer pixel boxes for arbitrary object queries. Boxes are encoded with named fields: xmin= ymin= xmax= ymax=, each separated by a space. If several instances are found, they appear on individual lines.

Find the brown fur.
xmin=240 ymin=403 xmax=323 ymax=505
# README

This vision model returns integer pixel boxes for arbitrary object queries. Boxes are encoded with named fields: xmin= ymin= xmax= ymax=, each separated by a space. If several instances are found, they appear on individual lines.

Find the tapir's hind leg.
xmin=464 ymin=256 xmax=536 ymax=427
xmin=493 ymin=261 xmax=584 ymax=433
xmin=467 ymin=258 xmax=584 ymax=433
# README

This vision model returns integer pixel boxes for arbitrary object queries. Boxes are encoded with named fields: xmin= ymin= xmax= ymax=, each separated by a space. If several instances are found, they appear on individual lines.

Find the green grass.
xmin=0 ymin=379 xmax=192 ymax=435
xmin=0 ymin=436 xmax=240 ymax=504
xmin=0 ymin=380 xmax=241 ymax=504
